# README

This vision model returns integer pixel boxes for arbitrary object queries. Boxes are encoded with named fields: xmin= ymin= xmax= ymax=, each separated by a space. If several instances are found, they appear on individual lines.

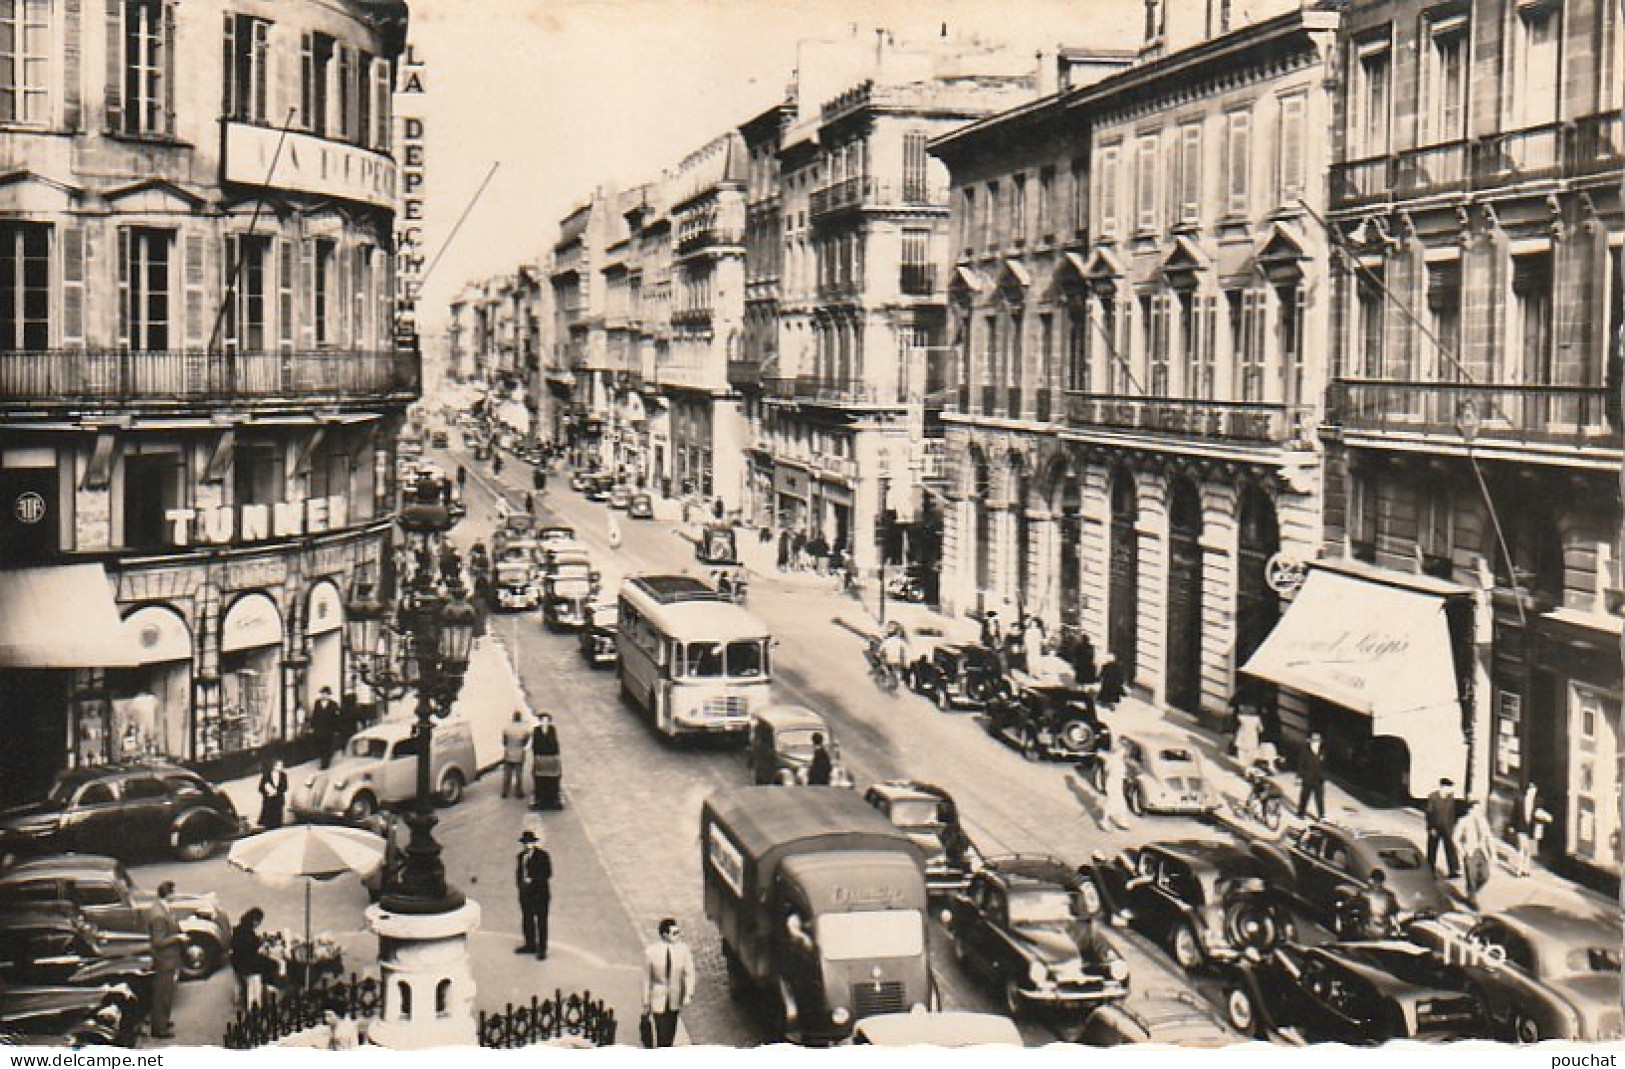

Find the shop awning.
xmin=0 ymin=564 xmax=142 ymax=668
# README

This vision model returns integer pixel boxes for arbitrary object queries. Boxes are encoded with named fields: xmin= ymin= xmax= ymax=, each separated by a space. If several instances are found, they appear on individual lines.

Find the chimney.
xmin=1035 ymin=48 xmax=1055 ymax=96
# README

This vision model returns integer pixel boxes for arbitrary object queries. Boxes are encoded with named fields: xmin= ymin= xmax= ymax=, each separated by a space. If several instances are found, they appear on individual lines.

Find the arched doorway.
xmin=1235 ymin=485 xmax=1281 ymax=680
xmin=303 ymin=580 xmax=346 ymax=728
xmin=112 ymin=605 xmax=193 ymax=761
xmin=1166 ymin=478 xmax=1204 ymax=714
xmin=1108 ymin=471 xmax=1139 ymax=678
xmin=1053 ymin=467 xmax=1083 ymax=628
xmin=218 ymin=592 xmax=284 ymax=757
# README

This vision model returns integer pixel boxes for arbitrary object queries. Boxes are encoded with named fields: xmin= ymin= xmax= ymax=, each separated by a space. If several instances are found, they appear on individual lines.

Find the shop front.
xmin=214 ymin=592 xmax=285 ymax=760
xmin=109 ymin=605 xmax=194 ymax=761
xmin=302 ymin=580 xmax=346 ymax=717
xmin=774 ymin=463 xmax=810 ymax=532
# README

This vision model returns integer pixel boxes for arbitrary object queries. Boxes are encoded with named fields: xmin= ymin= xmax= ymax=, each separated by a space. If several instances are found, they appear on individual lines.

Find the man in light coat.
xmin=146 ymin=881 xmax=188 ymax=1039
xmin=640 ymin=917 xmax=696 ymax=1047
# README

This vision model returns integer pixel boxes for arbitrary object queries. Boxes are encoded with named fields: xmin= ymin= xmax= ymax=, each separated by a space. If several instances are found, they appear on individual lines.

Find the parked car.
xmin=1250 ymin=822 xmax=1455 ymax=935
xmin=746 ymin=706 xmax=852 ymax=787
xmin=940 ymin=855 xmax=1128 ymax=1020
xmin=1406 ymin=905 xmax=1623 ymax=1042
xmin=0 ymin=855 xmax=230 ymax=981
xmin=628 ymin=492 xmax=654 ymax=519
xmin=577 ymin=602 xmax=619 ymax=667
xmin=0 ymin=908 xmax=151 ymax=1001
xmin=849 ymin=1010 xmax=1022 ymax=1047
xmin=289 ymin=717 xmax=477 ymax=822
xmin=569 ymin=470 xmax=597 ymax=493
xmin=1075 ymin=990 xmax=1237 ymax=1047
xmin=1081 ymin=733 xmax=1220 ymax=816
xmin=0 ymin=762 xmax=241 ymax=866
xmin=694 ymin=523 xmax=739 ymax=566
xmin=497 ymin=537 xmax=544 ymax=566
xmin=908 ymin=643 xmax=1007 ymax=711
xmin=982 ymin=685 xmax=1108 ymax=762
xmin=493 ymin=560 xmax=542 ymax=612
xmin=1087 ymin=841 xmax=1284 ymax=972
xmin=862 ymin=781 xmax=982 ymax=897
xmin=0 ymin=980 xmax=142 ymax=1047
xmin=607 ymin=484 xmax=632 ymax=510
xmin=1219 ymin=940 xmax=1486 ymax=1044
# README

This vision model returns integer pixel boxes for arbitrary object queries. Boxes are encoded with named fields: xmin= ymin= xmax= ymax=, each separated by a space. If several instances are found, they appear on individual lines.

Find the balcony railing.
xmin=809 ymin=176 xmax=948 ymax=219
xmin=0 ymin=348 xmax=419 ymax=405
xmin=1326 ymin=379 xmax=1620 ymax=448
xmin=1063 ymin=391 xmax=1311 ymax=445
xmin=899 ymin=263 xmax=936 ymax=296
xmin=1331 ymin=156 xmax=1396 ymax=205
xmin=1473 ymin=122 xmax=1564 ymax=184
xmin=763 ymin=376 xmax=882 ymax=405
xmin=1395 ymin=139 xmax=1470 ymax=196
xmin=1569 ymin=112 xmax=1625 ymax=177
xmin=727 ymin=358 xmax=765 ymax=388
xmin=676 ymin=226 xmax=745 ymax=255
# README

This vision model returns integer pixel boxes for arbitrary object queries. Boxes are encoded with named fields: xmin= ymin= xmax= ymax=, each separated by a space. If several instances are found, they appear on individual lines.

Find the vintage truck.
xmin=701 ymin=786 xmax=936 ymax=1045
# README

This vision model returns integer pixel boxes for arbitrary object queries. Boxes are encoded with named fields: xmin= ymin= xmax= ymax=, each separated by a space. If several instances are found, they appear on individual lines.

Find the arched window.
xmin=436 ymin=979 xmax=451 ymax=1017
xmin=398 ymin=980 xmax=413 ymax=1019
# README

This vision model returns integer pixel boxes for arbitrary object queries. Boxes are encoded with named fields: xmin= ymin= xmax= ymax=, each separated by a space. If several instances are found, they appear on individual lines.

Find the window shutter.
xmin=221 ymin=13 xmax=235 ymax=115
xmin=161 ymin=0 xmax=174 ymax=134
xmin=63 ymin=0 xmax=83 ymax=128
xmin=300 ymin=32 xmax=313 ymax=130
xmin=62 ymin=225 xmax=86 ymax=346
xmin=299 ymin=237 xmax=315 ymax=347
xmin=115 ymin=227 xmax=130 ymax=348
xmin=1203 ymin=295 xmax=1217 ymax=398
xmin=277 ymin=240 xmax=293 ymax=350
xmin=183 ymin=231 xmax=204 ymax=345
xmin=103 ymin=0 xmax=122 ymax=132
xmin=221 ymin=236 xmax=238 ymax=351
xmin=253 ymin=20 xmax=268 ymax=124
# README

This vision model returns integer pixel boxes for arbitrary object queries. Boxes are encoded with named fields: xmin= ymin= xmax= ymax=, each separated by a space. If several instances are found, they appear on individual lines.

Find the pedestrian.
xmin=979 ymin=610 xmax=1003 ymax=651
xmin=456 ymin=464 xmax=467 ymax=491
xmin=1344 ymin=868 xmax=1397 ymax=939
xmin=777 ymin=529 xmax=791 ymax=571
xmin=1296 ymin=731 xmax=1327 ymax=820
xmin=533 ymin=467 xmax=547 ymax=492
xmin=1096 ymin=654 xmax=1125 ymax=709
xmin=1071 ymin=633 xmax=1098 ymax=686
xmin=531 ymin=713 xmax=563 ymax=809
xmin=1455 ymin=799 xmax=1494 ymax=906
xmin=1510 ymin=783 xmax=1549 ymax=877
xmin=640 ymin=918 xmax=696 ymax=1048
xmin=1425 ymin=778 xmax=1462 ymax=878
xmin=514 ymin=830 xmax=552 ymax=960
xmin=524 ymin=491 xmax=535 ymax=515
xmin=1099 ymin=740 xmax=1131 ymax=831
xmin=608 ymin=513 xmax=623 ymax=551
xmin=257 ymin=757 xmax=288 ymax=830
xmin=807 ymin=733 xmax=833 ymax=786
xmin=229 ymin=907 xmax=279 ymax=1007
xmin=500 ymin=710 xmax=529 ymax=799
xmin=712 ymin=497 xmax=725 ymax=521
xmin=145 ymin=881 xmax=187 ymax=1039
xmin=493 ymin=452 xmax=504 ymax=476
xmin=310 ymin=686 xmax=341 ymax=770
xmin=1232 ymin=706 xmax=1263 ymax=769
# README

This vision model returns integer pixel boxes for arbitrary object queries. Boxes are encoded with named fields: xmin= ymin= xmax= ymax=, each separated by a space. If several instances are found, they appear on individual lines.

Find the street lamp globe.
xmin=438 ymin=594 xmax=478 ymax=674
xmin=344 ymin=582 xmax=387 ymax=662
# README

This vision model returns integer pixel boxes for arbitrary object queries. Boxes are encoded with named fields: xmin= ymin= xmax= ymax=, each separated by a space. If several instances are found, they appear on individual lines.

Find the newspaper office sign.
xmin=395 ymin=44 xmax=428 ymax=346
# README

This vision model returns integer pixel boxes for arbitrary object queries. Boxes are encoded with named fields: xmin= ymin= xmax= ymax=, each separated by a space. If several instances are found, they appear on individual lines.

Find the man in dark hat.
xmin=1425 ymin=777 xmax=1462 ymax=878
xmin=310 ymin=686 xmax=341 ymax=769
xmin=515 ymin=829 xmax=552 ymax=959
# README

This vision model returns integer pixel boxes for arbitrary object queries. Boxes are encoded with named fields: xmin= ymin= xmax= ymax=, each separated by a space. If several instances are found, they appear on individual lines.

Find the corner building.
xmin=0 ymin=0 xmax=413 ymax=800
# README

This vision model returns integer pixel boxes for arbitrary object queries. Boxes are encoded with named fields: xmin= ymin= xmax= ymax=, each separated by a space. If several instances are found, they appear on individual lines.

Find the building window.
xmin=1097 ymin=145 xmax=1119 ymax=235
xmin=0 ymin=222 xmax=48 ymax=349
xmin=1349 ymin=470 xmax=1378 ymax=562
xmin=1009 ymin=310 xmax=1024 ymax=391
xmin=1356 ymin=266 xmax=1385 ymax=377
xmin=959 ymin=187 xmax=975 ymax=254
xmin=122 ymin=450 xmax=183 ymax=549
xmin=1239 ymin=289 xmax=1266 ymax=401
xmin=1276 ymin=283 xmax=1305 ymax=405
xmin=118 ymin=228 xmax=172 ymax=350
xmin=900 ymin=229 xmax=931 ymax=295
xmin=222 ymin=14 xmax=270 ymax=124
xmin=1066 ymin=303 xmax=1089 ymax=392
xmin=233 ymin=440 xmax=283 ymax=507
xmin=1036 ymin=166 xmax=1054 ymax=242
xmin=354 ymin=245 xmax=373 ymax=347
xmin=1351 ymin=37 xmax=1391 ymax=158
xmin=1419 ymin=483 xmax=1454 ymax=578
xmin=1070 ymin=158 xmax=1089 ymax=235
xmin=301 ymin=31 xmax=334 ymax=136
xmin=1038 ymin=312 xmax=1053 ymax=392
xmin=1512 ymin=251 xmax=1554 ymax=386
xmin=902 ymin=129 xmax=929 ymax=202
xmin=1223 ymin=109 xmax=1250 ymax=217
xmin=1422 ymin=15 xmax=1468 ymax=144
xmin=0 ymin=0 xmax=51 ymax=126
xmin=223 ymin=235 xmax=270 ymax=351
xmin=1427 ymin=259 xmax=1462 ymax=379
xmin=1135 ymin=132 xmax=1160 ymax=233
xmin=1176 ymin=122 xmax=1201 ymax=225
xmin=314 ymin=239 xmax=338 ymax=345
xmin=1515 ymin=2 xmax=1560 ymax=129
xmin=984 ymin=180 xmax=999 ymax=250
xmin=1011 ymin=173 xmax=1027 ymax=246
xmin=370 ymin=56 xmax=392 ymax=150
xmin=1145 ymin=292 xmax=1169 ymax=395
xmin=1277 ymin=93 xmax=1306 ymax=204
xmin=113 ymin=0 xmax=173 ymax=137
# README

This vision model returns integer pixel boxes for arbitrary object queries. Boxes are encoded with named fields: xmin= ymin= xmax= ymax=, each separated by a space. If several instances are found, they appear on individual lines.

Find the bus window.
xmin=727 ymin=640 xmax=766 ymax=678
xmin=680 ymin=642 xmax=725 ymax=678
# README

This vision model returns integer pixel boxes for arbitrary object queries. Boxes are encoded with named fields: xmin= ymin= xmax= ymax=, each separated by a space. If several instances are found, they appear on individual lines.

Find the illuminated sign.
xmin=223 ymin=123 xmax=397 ymax=211
xmin=164 ymin=495 xmax=351 ymax=547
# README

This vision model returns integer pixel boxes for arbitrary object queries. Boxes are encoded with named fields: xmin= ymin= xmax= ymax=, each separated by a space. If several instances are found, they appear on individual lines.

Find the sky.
xmin=407 ymin=0 xmax=1139 ymax=341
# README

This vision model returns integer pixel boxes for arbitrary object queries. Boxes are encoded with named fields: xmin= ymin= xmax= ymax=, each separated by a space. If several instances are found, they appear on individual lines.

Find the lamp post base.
xmin=365 ymin=900 xmax=482 ymax=1049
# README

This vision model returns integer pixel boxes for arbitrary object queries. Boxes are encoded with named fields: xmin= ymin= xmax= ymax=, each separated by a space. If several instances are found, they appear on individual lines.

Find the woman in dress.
xmin=257 ymin=757 xmax=288 ymax=829
xmin=1099 ymin=740 xmax=1132 ymax=831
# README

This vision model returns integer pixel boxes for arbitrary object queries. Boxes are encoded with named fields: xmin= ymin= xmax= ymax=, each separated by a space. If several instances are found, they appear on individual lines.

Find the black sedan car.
xmin=0 ymin=763 xmax=241 ymax=866
xmin=0 ymin=911 xmax=150 ymax=1046
xmin=1088 ymin=840 xmax=1284 ymax=972
xmin=940 ymin=856 xmax=1128 ymax=1020
xmin=982 ymin=686 xmax=1108 ymax=762
xmin=1250 ymin=821 xmax=1455 ymax=936
xmin=862 ymin=780 xmax=982 ymax=897
xmin=908 ymin=643 xmax=1006 ymax=710
xmin=578 ymin=602 xmax=618 ymax=668
xmin=1220 ymin=940 xmax=1486 ymax=1044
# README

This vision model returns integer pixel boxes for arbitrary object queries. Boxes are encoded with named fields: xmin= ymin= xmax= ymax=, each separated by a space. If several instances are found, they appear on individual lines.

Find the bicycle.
xmin=863 ymin=639 xmax=901 ymax=695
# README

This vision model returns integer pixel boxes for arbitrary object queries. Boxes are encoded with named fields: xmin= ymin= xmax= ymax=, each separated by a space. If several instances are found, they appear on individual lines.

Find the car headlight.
xmin=1108 ymin=957 xmax=1129 ymax=981
xmin=333 ymin=778 xmax=349 ymax=790
xmin=1028 ymin=960 xmax=1049 ymax=985
xmin=831 ymin=1006 xmax=850 ymax=1026
xmin=303 ymin=775 xmax=317 ymax=788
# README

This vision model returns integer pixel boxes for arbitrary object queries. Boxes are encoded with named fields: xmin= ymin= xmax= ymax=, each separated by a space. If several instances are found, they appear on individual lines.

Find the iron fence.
xmin=222 ymin=972 xmax=383 ymax=1049
xmin=477 ymin=989 xmax=618 ymax=1048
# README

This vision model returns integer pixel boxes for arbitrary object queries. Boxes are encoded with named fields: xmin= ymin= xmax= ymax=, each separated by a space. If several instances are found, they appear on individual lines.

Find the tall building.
xmin=0 ymin=0 xmax=414 ymax=801
xmin=550 ymin=187 xmax=617 ymax=465
xmin=1316 ymin=0 xmax=1623 ymax=882
xmin=935 ymin=3 xmax=1337 ymax=736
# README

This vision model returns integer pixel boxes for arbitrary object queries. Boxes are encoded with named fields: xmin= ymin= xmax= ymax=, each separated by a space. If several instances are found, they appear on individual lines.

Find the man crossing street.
xmin=1426 ymin=778 xmax=1462 ymax=879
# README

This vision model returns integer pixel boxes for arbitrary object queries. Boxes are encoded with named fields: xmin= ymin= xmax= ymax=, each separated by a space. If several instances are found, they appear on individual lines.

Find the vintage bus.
xmin=616 ymin=574 xmax=772 ymax=738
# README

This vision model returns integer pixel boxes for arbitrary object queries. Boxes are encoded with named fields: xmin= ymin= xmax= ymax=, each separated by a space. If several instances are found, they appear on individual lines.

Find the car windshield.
xmin=44 ymin=778 xmax=78 ymax=806
xmin=1374 ymin=846 xmax=1425 ymax=871
xmin=553 ymin=579 xmax=592 ymax=596
xmin=589 ymin=607 xmax=618 ymax=627
xmin=350 ymin=737 xmax=389 ymax=760
xmin=497 ymin=564 xmax=531 ymax=582
xmin=1157 ymin=748 xmax=1197 ymax=763
xmin=776 ymin=727 xmax=822 ymax=758
xmin=1565 ymin=946 xmax=1623 ymax=974
xmin=727 ymin=641 xmax=767 ymax=678
xmin=1008 ymin=889 xmax=1074 ymax=929
xmin=817 ymin=910 xmax=924 ymax=962
xmin=888 ymin=799 xmax=942 ymax=829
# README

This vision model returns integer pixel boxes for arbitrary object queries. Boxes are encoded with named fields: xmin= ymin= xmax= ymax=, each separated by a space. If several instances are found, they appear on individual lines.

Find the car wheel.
xmin=1171 ymin=922 xmax=1204 ymax=972
xmin=172 ymin=818 xmax=223 ymax=863
xmin=345 ymin=792 xmax=377 ymax=822
xmin=437 ymin=769 xmax=466 ymax=806
xmin=181 ymin=933 xmax=222 ymax=981
xmin=1002 ymin=980 xmax=1025 ymax=1017
xmin=1059 ymin=720 xmax=1097 ymax=753
xmin=1125 ymin=783 xmax=1146 ymax=817
xmin=1224 ymin=984 xmax=1260 ymax=1037
xmin=1511 ymin=1012 xmax=1542 ymax=1045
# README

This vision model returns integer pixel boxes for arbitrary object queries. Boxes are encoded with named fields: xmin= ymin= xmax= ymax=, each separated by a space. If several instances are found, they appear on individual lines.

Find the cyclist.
xmin=877 ymin=622 xmax=911 ymax=689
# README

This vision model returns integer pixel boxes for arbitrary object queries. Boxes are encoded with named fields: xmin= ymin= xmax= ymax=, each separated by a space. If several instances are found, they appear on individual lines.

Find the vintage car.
xmin=0 ymin=972 xmax=143 ymax=1047
xmin=849 ymin=1011 xmax=1022 ymax=1047
xmin=429 ymin=430 xmax=448 ymax=448
xmin=1250 ymin=822 xmax=1455 ymax=935
xmin=497 ymin=537 xmax=544 ymax=566
xmin=627 ymin=492 xmax=654 ymax=519
xmin=537 ymin=525 xmax=576 ymax=544
xmin=542 ymin=570 xmax=597 ymax=631
xmin=1075 ymin=990 xmax=1236 ymax=1047
xmin=1406 ymin=905 xmax=1623 ymax=1042
xmin=577 ymin=602 xmax=619 ymax=667
xmin=289 ymin=717 xmax=477 ymax=822
xmin=982 ymin=686 xmax=1108 ymax=762
xmin=1219 ymin=940 xmax=1486 ymax=1044
xmin=569 ymin=470 xmax=598 ymax=493
xmin=1081 ymin=733 xmax=1220 ymax=816
xmin=940 ymin=856 xmax=1128 ymax=1019
xmin=493 ymin=559 xmax=542 ymax=612
xmin=694 ymin=523 xmax=740 ymax=566
xmin=584 ymin=474 xmax=616 ymax=502
xmin=0 ymin=762 xmax=241 ymax=866
xmin=0 ymin=856 xmax=230 ymax=980
xmin=607 ymin=484 xmax=633 ymax=510
xmin=538 ymin=540 xmax=592 ymax=574
xmin=862 ymin=780 xmax=982 ymax=897
xmin=746 ymin=705 xmax=853 ymax=787
xmin=1087 ymin=841 xmax=1283 ymax=972
xmin=0 ymin=908 xmax=151 ymax=1004
xmin=908 ymin=643 xmax=1007 ymax=711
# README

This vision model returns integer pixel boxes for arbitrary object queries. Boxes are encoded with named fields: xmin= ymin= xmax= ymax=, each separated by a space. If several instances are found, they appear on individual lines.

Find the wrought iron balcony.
xmin=762 ymin=375 xmax=882 ymax=405
xmin=1326 ymin=379 xmax=1620 ymax=450
xmin=1473 ymin=121 xmax=1564 ymax=184
xmin=1395 ymin=139 xmax=1470 ymax=197
xmin=809 ymin=176 xmax=947 ymax=220
xmin=0 ymin=348 xmax=419 ymax=407
xmin=1063 ymin=391 xmax=1313 ymax=445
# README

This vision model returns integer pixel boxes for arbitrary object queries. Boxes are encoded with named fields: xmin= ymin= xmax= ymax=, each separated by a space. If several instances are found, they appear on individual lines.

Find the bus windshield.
xmin=817 ymin=910 xmax=924 ymax=962
xmin=677 ymin=640 xmax=767 ymax=679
